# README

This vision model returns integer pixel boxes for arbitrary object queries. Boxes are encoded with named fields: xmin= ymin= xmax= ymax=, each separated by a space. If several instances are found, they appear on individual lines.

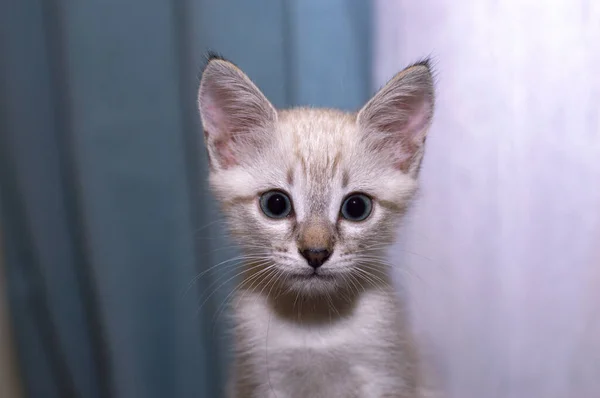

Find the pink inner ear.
xmin=203 ymin=98 xmax=228 ymax=138
xmin=361 ymin=95 xmax=432 ymax=173
xmin=202 ymin=96 xmax=240 ymax=168
xmin=358 ymin=64 xmax=434 ymax=173
xmin=402 ymin=100 xmax=431 ymax=142
xmin=394 ymin=139 xmax=420 ymax=172
xmin=392 ymin=102 xmax=430 ymax=172
xmin=199 ymin=60 xmax=278 ymax=169
xmin=214 ymin=139 xmax=237 ymax=168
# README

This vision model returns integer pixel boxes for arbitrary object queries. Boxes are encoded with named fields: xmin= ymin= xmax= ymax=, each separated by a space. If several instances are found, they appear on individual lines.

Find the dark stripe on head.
xmin=342 ymin=170 xmax=350 ymax=188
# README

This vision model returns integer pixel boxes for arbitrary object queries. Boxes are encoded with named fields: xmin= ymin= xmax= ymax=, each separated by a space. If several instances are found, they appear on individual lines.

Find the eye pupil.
xmin=346 ymin=197 xmax=366 ymax=218
xmin=267 ymin=194 xmax=287 ymax=216
xmin=341 ymin=194 xmax=372 ymax=221
xmin=260 ymin=191 xmax=292 ymax=219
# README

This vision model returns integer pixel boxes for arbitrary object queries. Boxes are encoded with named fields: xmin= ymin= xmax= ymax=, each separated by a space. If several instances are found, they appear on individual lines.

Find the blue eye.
xmin=341 ymin=193 xmax=372 ymax=221
xmin=259 ymin=191 xmax=293 ymax=219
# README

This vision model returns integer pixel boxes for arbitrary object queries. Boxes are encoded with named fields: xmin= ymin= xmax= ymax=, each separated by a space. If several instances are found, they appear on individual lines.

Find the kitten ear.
xmin=198 ymin=55 xmax=277 ymax=170
xmin=357 ymin=60 xmax=435 ymax=175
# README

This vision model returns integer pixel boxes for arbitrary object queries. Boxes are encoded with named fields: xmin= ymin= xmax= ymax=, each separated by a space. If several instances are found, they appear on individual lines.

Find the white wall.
xmin=374 ymin=1 xmax=600 ymax=397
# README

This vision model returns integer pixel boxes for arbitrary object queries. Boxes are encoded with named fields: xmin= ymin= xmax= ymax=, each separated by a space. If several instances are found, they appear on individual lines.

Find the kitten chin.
xmin=198 ymin=54 xmax=435 ymax=398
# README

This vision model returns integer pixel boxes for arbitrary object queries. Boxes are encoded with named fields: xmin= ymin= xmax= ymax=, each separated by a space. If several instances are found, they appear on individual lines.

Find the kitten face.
xmin=198 ymin=55 xmax=434 ymax=296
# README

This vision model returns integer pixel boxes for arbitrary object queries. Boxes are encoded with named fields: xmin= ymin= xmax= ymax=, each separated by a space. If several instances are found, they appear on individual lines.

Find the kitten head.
xmin=198 ymin=55 xmax=434 ymax=296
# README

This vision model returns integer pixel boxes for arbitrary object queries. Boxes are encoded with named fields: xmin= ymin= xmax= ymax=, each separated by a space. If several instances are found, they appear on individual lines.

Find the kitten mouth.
xmin=291 ymin=271 xmax=335 ymax=280
xmin=285 ymin=270 xmax=341 ymax=293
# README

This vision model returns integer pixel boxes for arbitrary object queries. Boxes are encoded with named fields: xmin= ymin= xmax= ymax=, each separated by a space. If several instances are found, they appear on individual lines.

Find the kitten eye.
xmin=340 ymin=193 xmax=372 ymax=222
xmin=259 ymin=190 xmax=293 ymax=219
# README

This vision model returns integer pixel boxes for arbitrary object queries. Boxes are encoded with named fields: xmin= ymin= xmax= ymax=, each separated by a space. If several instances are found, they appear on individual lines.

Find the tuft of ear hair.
xmin=357 ymin=59 xmax=435 ymax=176
xmin=197 ymin=55 xmax=277 ymax=170
xmin=205 ymin=50 xmax=228 ymax=63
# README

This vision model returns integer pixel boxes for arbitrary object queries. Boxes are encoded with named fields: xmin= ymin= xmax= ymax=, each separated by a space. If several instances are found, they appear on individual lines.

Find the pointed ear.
xmin=357 ymin=60 xmax=435 ymax=175
xmin=198 ymin=56 xmax=277 ymax=170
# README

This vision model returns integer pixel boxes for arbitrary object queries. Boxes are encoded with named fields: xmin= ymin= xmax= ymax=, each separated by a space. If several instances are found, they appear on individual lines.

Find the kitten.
xmin=197 ymin=54 xmax=435 ymax=398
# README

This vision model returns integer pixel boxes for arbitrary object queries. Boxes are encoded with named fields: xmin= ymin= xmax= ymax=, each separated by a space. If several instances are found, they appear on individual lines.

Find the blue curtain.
xmin=0 ymin=1 xmax=371 ymax=397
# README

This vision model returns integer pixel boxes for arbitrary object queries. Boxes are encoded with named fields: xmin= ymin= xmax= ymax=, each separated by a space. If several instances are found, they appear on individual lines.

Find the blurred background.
xmin=0 ymin=1 xmax=598 ymax=398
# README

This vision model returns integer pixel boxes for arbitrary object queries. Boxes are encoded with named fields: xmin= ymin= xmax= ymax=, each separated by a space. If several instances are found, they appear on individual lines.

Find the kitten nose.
xmin=300 ymin=248 xmax=331 ymax=269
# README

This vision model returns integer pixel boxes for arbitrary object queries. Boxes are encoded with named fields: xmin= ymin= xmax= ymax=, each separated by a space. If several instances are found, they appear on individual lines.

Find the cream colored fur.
xmin=198 ymin=56 xmax=435 ymax=398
